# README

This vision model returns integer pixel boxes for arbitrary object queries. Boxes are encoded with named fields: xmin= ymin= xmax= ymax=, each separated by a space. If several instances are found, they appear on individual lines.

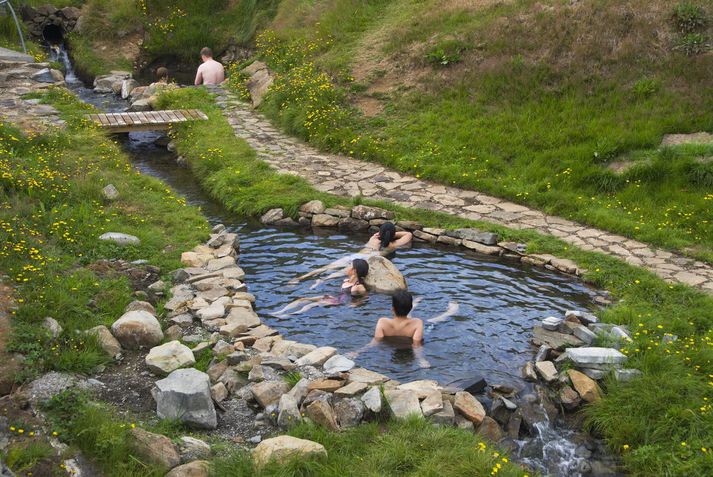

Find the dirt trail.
xmin=0 ymin=280 xmax=20 ymax=396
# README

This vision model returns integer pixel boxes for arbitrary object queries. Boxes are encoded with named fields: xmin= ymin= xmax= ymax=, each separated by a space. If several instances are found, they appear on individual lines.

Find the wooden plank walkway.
xmin=85 ymin=109 xmax=209 ymax=133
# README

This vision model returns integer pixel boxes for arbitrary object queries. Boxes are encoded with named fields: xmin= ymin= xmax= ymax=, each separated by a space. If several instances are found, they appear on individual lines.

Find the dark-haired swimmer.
xmin=364 ymin=222 xmax=413 ymax=252
xmin=347 ymin=290 xmax=431 ymax=368
xmin=275 ymin=259 xmax=369 ymax=316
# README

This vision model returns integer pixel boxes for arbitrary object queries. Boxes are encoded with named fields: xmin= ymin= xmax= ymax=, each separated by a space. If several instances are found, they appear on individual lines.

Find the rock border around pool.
xmin=261 ymin=201 xmax=587 ymax=280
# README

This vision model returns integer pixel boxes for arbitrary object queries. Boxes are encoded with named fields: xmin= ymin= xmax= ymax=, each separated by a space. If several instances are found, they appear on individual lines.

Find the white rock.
xmin=565 ymin=347 xmax=627 ymax=365
xmin=196 ymin=303 xmax=225 ymax=321
xmin=323 ymin=355 xmax=355 ymax=374
xmin=361 ymin=386 xmax=382 ymax=413
xmin=42 ymin=317 xmax=62 ymax=338
xmin=99 ymin=232 xmax=140 ymax=246
xmin=295 ymin=346 xmax=337 ymax=366
xmin=397 ymin=380 xmax=440 ymax=399
xmin=542 ymin=316 xmax=562 ymax=331
xmin=420 ymin=391 xmax=444 ymax=417
xmin=102 ymin=184 xmax=119 ymax=200
xmin=145 ymin=341 xmax=195 ymax=375
xmin=110 ymin=310 xmax=163 ymax=349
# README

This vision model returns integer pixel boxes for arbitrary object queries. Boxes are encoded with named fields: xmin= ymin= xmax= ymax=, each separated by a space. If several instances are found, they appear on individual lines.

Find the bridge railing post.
xmin=0 ymin=0 xmax=28 ymax=54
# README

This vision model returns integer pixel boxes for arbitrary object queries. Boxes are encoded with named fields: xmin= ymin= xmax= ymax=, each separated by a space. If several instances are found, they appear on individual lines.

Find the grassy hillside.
xmin=247 ymin=0 xmax=713 ymax=262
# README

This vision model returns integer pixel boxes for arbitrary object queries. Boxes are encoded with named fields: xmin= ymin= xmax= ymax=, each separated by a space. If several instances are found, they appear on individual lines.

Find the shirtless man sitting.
xmin=374 ymin=290 xmax=423 ymax=343
xmin=348 ymin=290 xmax=430 ymax=367
xmin=194 ymin=47 xmax=225 ymax=86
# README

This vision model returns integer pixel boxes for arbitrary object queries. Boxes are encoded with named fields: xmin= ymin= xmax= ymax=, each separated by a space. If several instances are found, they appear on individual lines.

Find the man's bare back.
xmin=195 ymin=48 xmax=225 ymax=85
xmin=374 ymin=316 xmax=423 ymax=343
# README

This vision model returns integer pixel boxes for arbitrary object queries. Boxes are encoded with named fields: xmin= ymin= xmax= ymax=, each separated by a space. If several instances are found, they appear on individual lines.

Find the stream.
xmin=51 ymin=45 xmax=620 ymax=477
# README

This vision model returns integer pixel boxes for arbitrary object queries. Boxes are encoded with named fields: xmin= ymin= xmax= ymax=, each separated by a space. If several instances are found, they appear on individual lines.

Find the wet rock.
xmin=312 ymin=213 xmax=340 ymax=227
xmin=453 ymin=391 xmax=486 ymax=425
xmin=535 ymin=361 xmax=558 ymax=383
xmin=129 ymin=427 xmax=180 ymax=469
xmin=532 ymin=326 xmax=583 ymax=350
xmin=102 ymin=184 xmax=119 ymax=200
xmin=477 ymin=416 xmax=504 ymax=442
xmin=277 ymin=394 xmax=301 ymax=428
xmin=363 ymin=255 xmax=407 ymax=293
xmin=251 ymin=381 xmax=290 ymax=408
xmin=165 ymin=460 xmax=209 ymax=477
xmin=154 ymin=369 xmax=217 ymax=429
xmin=99 ymin=232 xmax=140 ymax=246
xmin=534 ymin=345 xmax=551 ymax=363
xmin=559 ymin=385 xmax=581 ymax=410
xmin=31 ymin=67 xmax=63 ymax=83
xmin=145 ymin=341 xmax=195 ymax=375
xmin=260 ymin=208 xmax=284 ymax=225
xmin=567 ymin=369 xmax=602 ymax=402
xmin=178 ymin=436 xmax=211 ymax=463
xmin=323 ymin=354 xmax=355 ymax=374
xmin=461 ymin=376 xmax=487 ymax=394
xmin=296 ymin=346 xmax=337 ymax=366
xmin=111 ymin=310 xmax=163 ymax=349
xmin=252 ymin=435 xmax=327 ymax=468
xmin=305 ymin=399 xmax=340 ymax=430
xmin=385 ymin=389 xmax=423 ymax=419
xmin=519 ymin=396 xmax=547 ymax=434
xmin=542 ymin=316 xmax=563 ymax=331
xmin=86 ymin=325 xmax=122 ymax=357
xmin=351 ymin=205 xmax=394 ymax=221
xmin=521 ymin=362 xmax=538 ymax=382
xmin=334 ymin=398 xmax=365 ymax=428
xmin=506 ymin=410 xmax=522 ymax=439
xmin=490 ymin=398 xmax=513 ymax=426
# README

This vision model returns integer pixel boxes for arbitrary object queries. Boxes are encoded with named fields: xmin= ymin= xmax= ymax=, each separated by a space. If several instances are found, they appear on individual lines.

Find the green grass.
xmin=211 ymin=418 xmax=529 ymax=477
xmin=0 ymin=86 xmax=208 ymax=381
xmin=67 ymin=32 xmax=133 ymax=79
xmin=2 ymin=441 xmax=54 ymax=474
xmin=42 ymin=389 xmax=164 ymax=477
xmin=162 ymin=86 xmax=713 ymax=477
xmin=241 ymin=0 xmax=713 ymax=263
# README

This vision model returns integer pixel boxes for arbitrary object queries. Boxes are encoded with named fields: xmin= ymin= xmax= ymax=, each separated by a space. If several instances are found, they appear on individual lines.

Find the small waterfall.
xmin=514 ymin=402 xmax=588 ymax=476
xmin=48 ymin=43 xmax=78 ymax=84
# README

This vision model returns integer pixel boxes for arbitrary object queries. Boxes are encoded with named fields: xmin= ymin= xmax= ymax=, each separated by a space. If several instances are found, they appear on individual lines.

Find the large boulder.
xmin=153 ymin=369 xmax=217 ymax=429
xmin=384 ymin=389 xmax=422 ymax=419
xmin=110 ymin=310 xmax=163 ymax=349
xmin=453 ymin=391 xmax=486 ymax=425
xmin=567 ymin=369 xmax=602 ymax=402
xmin=145 ymin=341 xmax=196 ymax=375
xmin=242 ymin=61 xmax=274 ymax=108
xmin=252 ymin=435 xmax=327 ymax=468
xmin=363 ymin=255 xmax=407 ymax=293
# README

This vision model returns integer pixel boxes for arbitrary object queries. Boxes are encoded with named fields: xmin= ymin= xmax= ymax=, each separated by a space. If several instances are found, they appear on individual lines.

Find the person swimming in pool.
xmin=275 ymin=258 xmax=369 ymax=316
xmin=346 ymin=293 xmax=460 ymax=368
xmin=364 ymin=222 xmax=413 ymax=252
xmin=288 ymin=222 xmax=412 ymax=285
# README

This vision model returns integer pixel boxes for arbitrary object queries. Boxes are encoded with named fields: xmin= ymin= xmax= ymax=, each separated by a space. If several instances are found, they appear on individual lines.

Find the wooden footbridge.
xmin=85 ymin=109 xmax=208 ymax=133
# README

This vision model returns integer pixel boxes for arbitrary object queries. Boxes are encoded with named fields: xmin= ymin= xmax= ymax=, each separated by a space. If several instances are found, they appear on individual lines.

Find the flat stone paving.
xmin=211 ymin=87 xmax=713 ymax=295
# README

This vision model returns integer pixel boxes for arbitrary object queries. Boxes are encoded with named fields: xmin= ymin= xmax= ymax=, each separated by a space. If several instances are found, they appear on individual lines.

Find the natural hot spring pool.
xmin=235 ymin=226 xmax=596 ymax=386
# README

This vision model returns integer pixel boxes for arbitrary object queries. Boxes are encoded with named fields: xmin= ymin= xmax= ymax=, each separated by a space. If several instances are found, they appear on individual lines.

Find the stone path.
xmin=211 ymin=88 xmax=713 ymax=295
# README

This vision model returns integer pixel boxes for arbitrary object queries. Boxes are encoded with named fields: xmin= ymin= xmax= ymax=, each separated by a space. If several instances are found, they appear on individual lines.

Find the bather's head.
xmin=156 ymin=67 xmax=169 ymax=82
xmin=351 ymin=258 xmax=369 ymax=281
xmin=200 ymin=47 xmax=213 ymax=62
xmin=379 ymin=222 xmax=397 ymax=249
xmin=392 ymin=290 xmax=413 ymax=317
